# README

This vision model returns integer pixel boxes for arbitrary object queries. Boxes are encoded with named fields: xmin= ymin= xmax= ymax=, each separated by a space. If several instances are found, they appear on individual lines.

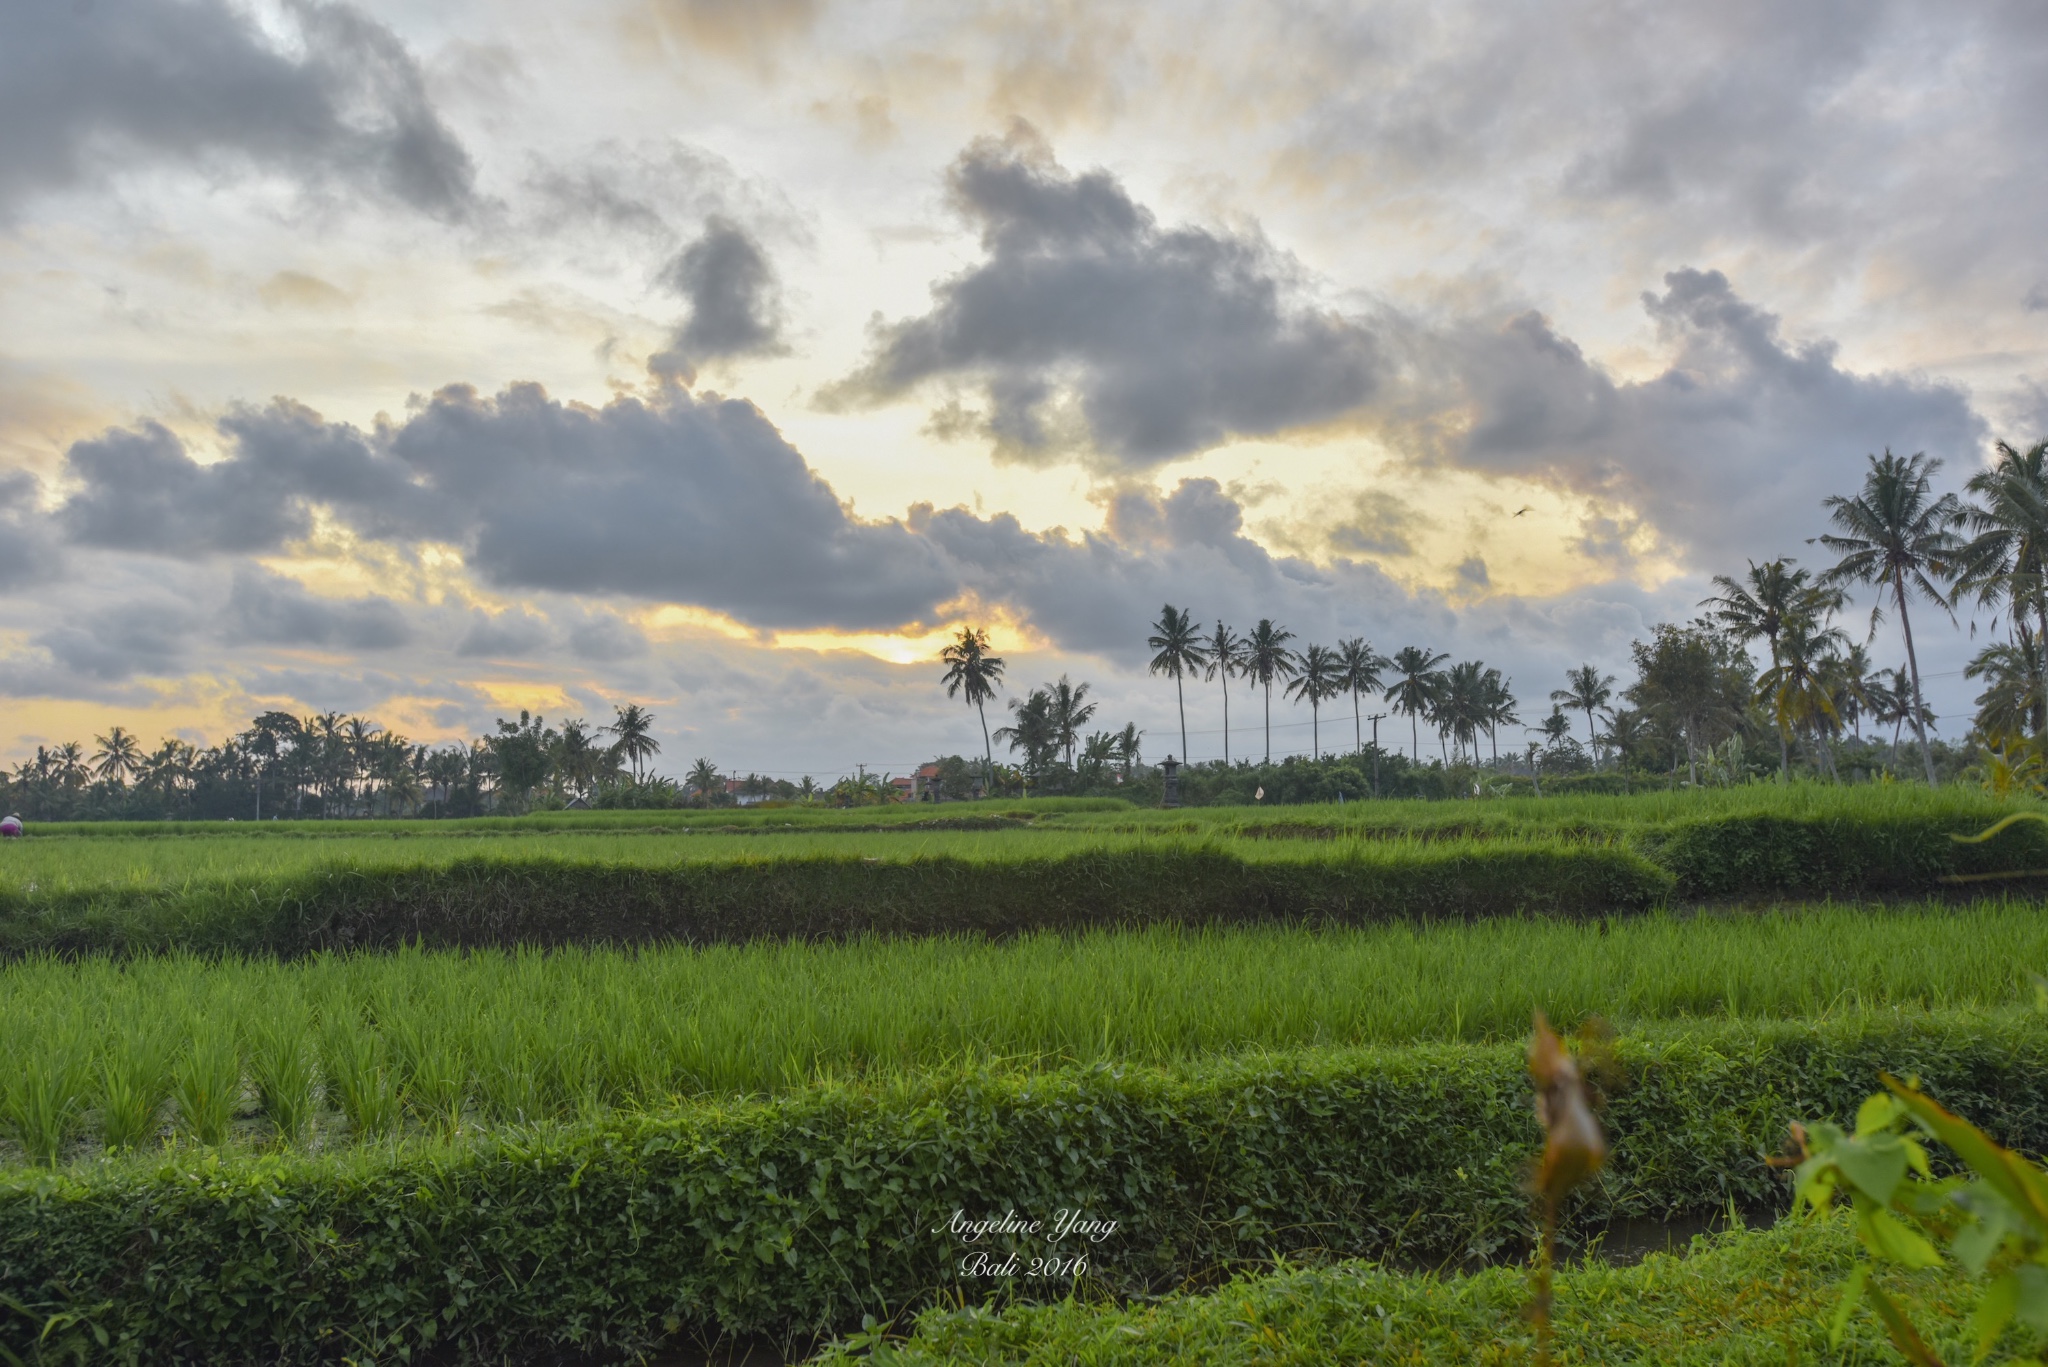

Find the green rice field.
xmin=5 ymin=786 xmax=2048 ymax=1362
xmin=3 ymin=899 xmax=2044 ymax=1165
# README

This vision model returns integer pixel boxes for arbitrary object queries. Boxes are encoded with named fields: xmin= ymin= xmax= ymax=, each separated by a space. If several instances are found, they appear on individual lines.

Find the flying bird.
xmin=1513 ymin=506 xmax=1533 ymax=517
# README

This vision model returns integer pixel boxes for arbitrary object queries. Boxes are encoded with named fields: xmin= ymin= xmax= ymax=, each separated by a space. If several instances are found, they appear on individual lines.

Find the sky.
xmin=2 ymin=0 xmax=2045 ymax=779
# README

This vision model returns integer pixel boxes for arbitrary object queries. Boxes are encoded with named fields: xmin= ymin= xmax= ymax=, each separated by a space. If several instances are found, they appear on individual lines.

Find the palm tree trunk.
xmin=1311 ymin=701 xmax=1319 ymax=760
xmin=1175 ymin=673 xmax=1188 ymax=763
xmin=1411 ymin=713 xmax=1419 ymax=762
xmin=977 ymin=700 xmax=994 ymax=794
xmin=1353 ymin=693 xmax=1362 ymax=753
xmin=1221 ymin=676 xmax=1231 ymax=764
xmin=1263 ymin=680 xmax=1272 ymax=762
xmin=1896 ymin=580 xmax=1939 ymax=786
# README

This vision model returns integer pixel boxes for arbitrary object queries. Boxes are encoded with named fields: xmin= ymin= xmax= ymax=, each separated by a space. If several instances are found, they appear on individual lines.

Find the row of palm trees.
xmin=10 ymin=703 xmax=665 ymax=818
xmin=1125 ymin=440 xmax=2048 ymax=784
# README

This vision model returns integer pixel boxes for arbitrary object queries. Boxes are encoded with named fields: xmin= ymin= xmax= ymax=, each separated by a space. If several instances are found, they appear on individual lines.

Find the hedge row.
xmin=1637 ymin=807 xmax=2048 ymax=897
xmin=2 ymin=1011 xmax=2042 ymax=1363
xmin=0 ymin=844 xmax=1671 ymax=955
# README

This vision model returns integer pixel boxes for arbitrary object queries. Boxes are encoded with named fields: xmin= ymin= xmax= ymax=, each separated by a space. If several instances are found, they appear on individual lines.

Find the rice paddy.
xmin=4 ymin=898 xmax=2044 ymax=1165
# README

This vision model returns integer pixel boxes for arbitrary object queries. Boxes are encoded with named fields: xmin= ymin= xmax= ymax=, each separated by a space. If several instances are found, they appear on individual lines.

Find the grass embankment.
xmin=5 ymin=902 xmax=2047 ymax=1161
xmin=3 ymin=1012 xmax=2042 ymax=1361
xmin=6 ymin=784 xmax=2048 ymax=953
xmin=0 ymin=834 xmax=1669 ymax=955
xmin=825 ymin=1218 xmax=2002 ymax=1366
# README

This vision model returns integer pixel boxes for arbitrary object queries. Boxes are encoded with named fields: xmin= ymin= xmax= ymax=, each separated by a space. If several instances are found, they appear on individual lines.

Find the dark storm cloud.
xmin=832 ymin=131 xmax=1383 ymax=469
xmin=1419 ymin=269 xmax=1984 ymax=565
xmin=0 ymin=471 xmax=57 ymax=589
xmin=220 ymin=567 xmax=411 ymax=651
xmin=649 ymin=217 xmax=785 ymax=382
xmin=33 ymin=597 xmax=197 ymax=683
xmin=0 ymin=0 xmax=474 ymax=220
xmin=55 ymin=384 xmax=959 ymax=632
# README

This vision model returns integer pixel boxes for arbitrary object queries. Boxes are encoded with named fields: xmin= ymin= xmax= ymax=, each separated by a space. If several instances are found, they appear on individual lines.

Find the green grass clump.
xmin=824 ymin=1218 xmax=2003 ymax=1365
xmin=4 ymin=1012 xmax=2044 ymax=1361
xmin=3 ymin=901 xmax=2044 ymax=1161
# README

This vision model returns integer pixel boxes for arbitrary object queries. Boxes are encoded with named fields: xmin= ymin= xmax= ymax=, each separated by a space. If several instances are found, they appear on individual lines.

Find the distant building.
xmin=910 ymin=762 xmax=943 ymax=800
xmin=723 ymin=778 xmax=769 ymax=807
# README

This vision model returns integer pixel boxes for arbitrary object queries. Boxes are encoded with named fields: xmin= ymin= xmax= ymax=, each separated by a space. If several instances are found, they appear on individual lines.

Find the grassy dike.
xmin=0 ymin=840 xmax=1671 ymax=955
xmin=819 ymin=1217 xmax=1997 ymax=1366
xmin=3 ymin=1011 xmax=2043 ymax=1362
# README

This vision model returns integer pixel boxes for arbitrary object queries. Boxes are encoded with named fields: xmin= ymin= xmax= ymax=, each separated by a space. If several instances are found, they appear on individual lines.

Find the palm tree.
xmin=1204 ymin=622 xmax=1244 ymax=763
xmin=994 ymin=689 xmax=1060 ymax=789
xmin=1816 ymin=450 xmax=1963 ymax=785
xmin=1873 ymin=666 xmax=1932 ymax=760
xmin=1953 ymin=439 xmax=2048 ymax=749
xmin=1437 ymin=661 xmax=1488 ymax=765
xmin=1046 ymin=676 xmax=1097 ymax=766
xmin=1821 ymin=642 xmax=1880 ymax=741
xmin=1549 ymin=666 xmax=1617 ymax=765
xmin=605 ymin=703 xmax=660 ymax=781
xmin=940 ymin=626 xmax=1006 ymax=793
xmin=1147 ymin=605 xmax=1209 ymax=763
xmin=1112 ymin=723 xmax=1142 ymax=781
xmin=1385 ymin=646 xmax=1449 ymax=762
xmin=1965 ymin=626 xmax=2046 ymax=750
xmin=91 ymin=726 xmax=142 ymax=785
xmin=1285 ymin=645 xmax=1342 ymax=759
xmin=1336 ymin=637 xmax=1387 ymax=754
xmin=1240 ymin=620 xmax=1298 ymax=762
xmin=1755 ymin=612 xmax=1850 ymax=780
xmin=1703 ymin=559 xmax=1841 ymax=779
xmin=1480 ymin=667 xmax=1518 ymax=765
xmin=686 ymin=757 xmax=723 ymax=807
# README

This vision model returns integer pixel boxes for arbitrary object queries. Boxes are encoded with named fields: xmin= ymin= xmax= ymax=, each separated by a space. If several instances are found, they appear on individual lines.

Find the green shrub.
xmin=1638 ymin=808 xmax=2048 ymax=897
xmin=2 ymin=1012 xmax=2043 ymax=1362
xmin=0 ymin=844 xmax=1672 ymax=956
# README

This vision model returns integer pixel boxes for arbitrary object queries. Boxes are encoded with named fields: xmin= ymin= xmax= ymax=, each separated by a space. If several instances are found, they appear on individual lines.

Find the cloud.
xmin=33 ymin=596 xmax=196 ymax=683
xmin=0 ymin=0 xmax=475 ymax=221
xmin=831 ymin=128 xmax=1384 ymax=470
xmin=56 ymin=384 xmax=960 ymax=632
xmin=0 ymin=471 xmax=57 ymax=590
xmin=457 ymin=607 xmax=553 ymax=659
xmin=220 ymin=567 xmax=411 ymax=651
xmin=259 ymin=271 xmax=351 ymax=312
xmin=649 ymin=217 xmax=786 ymax=382
xmin=1411 ymin=269 xmax=1985 ymax=567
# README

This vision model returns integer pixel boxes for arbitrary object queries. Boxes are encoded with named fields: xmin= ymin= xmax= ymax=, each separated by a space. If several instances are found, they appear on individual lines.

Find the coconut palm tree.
xmin=1815 ymin=450 xmax=1963 ymax=785
xmin=1952 ymin=439 xmax=2048 ymax=747
xmin=994 ymin=689 xmax=1060 ymax=789
xmin=940 ymin=626 xmax=1006 ymax=793
xmin=1385 ymin=646 xmax=1449 ymax=762
xmin=1147 ymin=605 xmax=1208 ymax=763
xmin=1480 ymin=667 xmax=1518 ymax=764
xmin=1204 ymin=622 xmax=1244 ymax=763
xmin=1285 ymin=644 xmax=1342 ymax=759
xmin=1965 ymin=625 xmax=2046 ymax=750
xmin=1112 ymin=722 xmax=1142 ymax=781
xmin=1549 ymin=666 xmax=1617 ymax=765
xmin=1046 ymin=676 xmax=1097 ymax=766
xmin=686 ymin=757 xmax=723 ymax=807
xmin=1437 ymin=661 xmax=1489 ymax=765
xmin=1336 ymin=637 xmax=1387 ymax=754
xmin=1821 ymin=642 xmax=1880 ymax=741
xmin=91 ymin=726 xmax=142 ymax=785
xmin=1754 ymin=611 xmax=1850 ymax=780
xmin=605 ymin=703 xmax=661 ymax=781
xmin=1703 ymin=559 xmax=1841 ymax=779
xmin=1240 ymin=620 xmax=1298 ymax=762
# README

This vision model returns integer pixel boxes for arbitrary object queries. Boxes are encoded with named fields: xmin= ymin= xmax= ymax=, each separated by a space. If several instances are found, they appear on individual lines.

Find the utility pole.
xmin=1366 ymin=712 xmax=1387 ymax=798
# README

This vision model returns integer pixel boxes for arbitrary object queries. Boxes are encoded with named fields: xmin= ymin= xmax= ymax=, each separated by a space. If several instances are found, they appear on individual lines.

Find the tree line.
xmin=940 ymin=439 xmax=2046 ymax=794
xmin=0 ymin=705 xmax=905 ymax=821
